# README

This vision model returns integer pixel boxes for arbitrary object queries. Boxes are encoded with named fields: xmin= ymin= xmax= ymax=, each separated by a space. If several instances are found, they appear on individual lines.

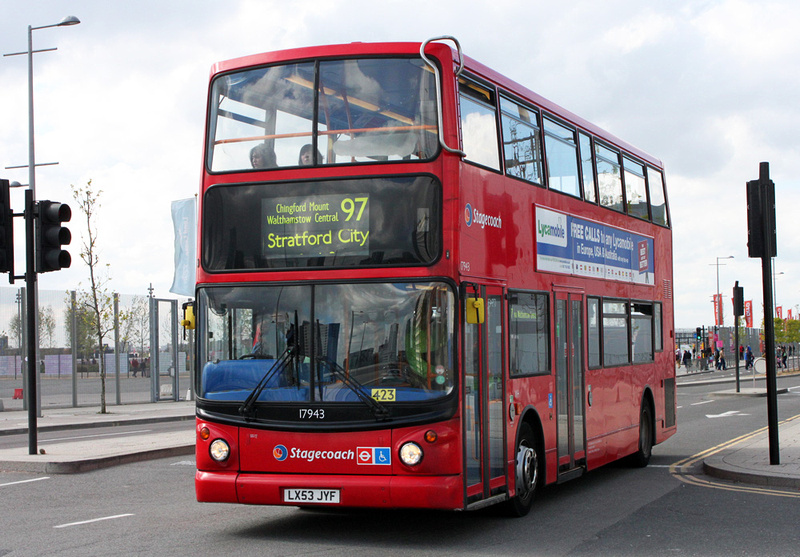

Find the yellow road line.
xmin=669 ymin=413 xmax=800 ymax=498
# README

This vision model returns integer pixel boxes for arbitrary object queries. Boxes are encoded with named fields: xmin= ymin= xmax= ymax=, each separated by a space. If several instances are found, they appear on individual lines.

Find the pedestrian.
xmin=776 ymin=347 xmax=783 ymax=369
xmin=719 ymin=350 xmax=727 ymax=370
xmin=683 ymin=349 xmax=692 ymax=371
xmin=745 ymin=346 xmax=753 ymax=370
xmin=676 ymin=348 xmax=682 ymax=368
xmin=739 ymin=345 xmax=744 ymax=362
xmin=781 ymin=346 xmax=788 ymax=369
xmin=714 ymin=349 xmax=720 ymax=370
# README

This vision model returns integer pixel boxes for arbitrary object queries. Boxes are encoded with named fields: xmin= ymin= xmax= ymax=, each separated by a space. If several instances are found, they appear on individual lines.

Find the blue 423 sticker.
xmin=356 ymin=446 xmax=391 ymax=465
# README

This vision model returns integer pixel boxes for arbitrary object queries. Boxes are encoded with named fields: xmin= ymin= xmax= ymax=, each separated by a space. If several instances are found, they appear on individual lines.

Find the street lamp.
xmin=25 ymin=16 xmax=81 ymax=198
xmin=711 ymin=256 xmax=734 ymax=331
xmin=772 ymin=270 xmax=784 ymax=315
xmin=3 ymin=16 xmax=80 ymax=455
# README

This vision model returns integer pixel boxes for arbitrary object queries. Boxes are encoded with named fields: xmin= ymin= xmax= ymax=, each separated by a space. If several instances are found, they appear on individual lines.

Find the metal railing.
xmin=0 ymin=286 xmax=192 ymax=411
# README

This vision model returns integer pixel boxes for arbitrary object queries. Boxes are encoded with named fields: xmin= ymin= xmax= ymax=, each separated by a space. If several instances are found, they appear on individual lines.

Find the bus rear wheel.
xmin=506 ymin=422 xmax=539 ymax=517
xmin=630 ymin=403 xmax=653 ymax=468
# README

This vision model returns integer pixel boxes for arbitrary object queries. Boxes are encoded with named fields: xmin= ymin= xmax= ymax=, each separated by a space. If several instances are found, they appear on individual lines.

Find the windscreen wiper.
xmin=239 ymin=324 xmax=298 ymax=418
xmin=319 ymin=356 xmax=390 ymax=422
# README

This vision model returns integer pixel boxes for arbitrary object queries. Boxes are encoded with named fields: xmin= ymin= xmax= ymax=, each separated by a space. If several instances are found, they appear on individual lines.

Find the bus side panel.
xmin=507 ymin=376 xmax=558 ymax=486
xmin=585 ymin=366 xmax=638 ymax=470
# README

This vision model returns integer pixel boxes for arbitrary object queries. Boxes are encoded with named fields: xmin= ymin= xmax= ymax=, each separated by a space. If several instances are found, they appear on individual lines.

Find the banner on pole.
xmin=744 ymin=300 xmax=753 ymax=328
xmin=170 ymin=198 xmax=197 ymax=297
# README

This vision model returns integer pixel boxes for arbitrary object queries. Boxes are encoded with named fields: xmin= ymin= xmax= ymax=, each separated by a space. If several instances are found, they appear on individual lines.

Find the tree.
xmin=40 ymin=305 xmax=56 ymax=348
xmin=9 ymin=305 xmax=58 ymax=350
xmin=72 ymin=180 xmax=116 ymax=414
xmin=64 ymin=299 xmax=94 ymax=361
xmin=121 ymin=295 xmax=149 ymax=356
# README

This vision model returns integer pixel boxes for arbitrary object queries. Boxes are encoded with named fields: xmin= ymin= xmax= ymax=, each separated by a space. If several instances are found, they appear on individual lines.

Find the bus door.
xmin=554 ymin=290 xmax=587 ymax=479
xmin=463 ymin=283 xmax=507 ymax=506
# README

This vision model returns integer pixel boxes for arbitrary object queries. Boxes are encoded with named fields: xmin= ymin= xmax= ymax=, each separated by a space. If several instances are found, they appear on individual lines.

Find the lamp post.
xmin=772 ymin=267 xmax=784 ymax=315
xmin=3 ymin=15 xmax=80 ymax=456
xmin=711 ymin=255 xmax=734 ymax=333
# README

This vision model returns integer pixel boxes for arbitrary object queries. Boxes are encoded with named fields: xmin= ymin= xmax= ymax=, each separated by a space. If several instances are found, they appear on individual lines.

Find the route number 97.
xmin=341 ymin=197 xmax=368 ymax=221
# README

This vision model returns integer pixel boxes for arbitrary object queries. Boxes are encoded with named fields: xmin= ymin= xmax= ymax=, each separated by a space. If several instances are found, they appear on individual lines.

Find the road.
xmin=1 ymin=375 xmax=799 ymax=556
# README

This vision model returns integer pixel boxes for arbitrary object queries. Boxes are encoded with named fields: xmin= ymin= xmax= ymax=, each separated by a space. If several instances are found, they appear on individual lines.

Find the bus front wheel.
xmin=506 ymin=422 xmax=539 ymax=517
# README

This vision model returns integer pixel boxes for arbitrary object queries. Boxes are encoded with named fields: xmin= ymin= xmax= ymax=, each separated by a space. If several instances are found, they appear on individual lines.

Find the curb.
xmin=703 ymin=456 xmax=800 ymax=490
xmin=0 ymin=443 xmax=195 ymax=474
xmin=0 ymin=413 xmax=196 ymax=437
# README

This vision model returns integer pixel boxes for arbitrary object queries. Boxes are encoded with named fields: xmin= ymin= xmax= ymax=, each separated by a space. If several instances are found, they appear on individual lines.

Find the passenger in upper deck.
xmin=250 ymin=143 xmax=277 ymax=169
xmin=298 ymin=144 xmax=323 ymax=166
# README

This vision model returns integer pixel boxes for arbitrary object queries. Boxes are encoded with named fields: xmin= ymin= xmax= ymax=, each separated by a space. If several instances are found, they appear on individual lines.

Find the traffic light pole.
xmin=733 ymin=281 xmax=744 ymax=393
xmin=747 ymin=161 xmax=779 ymax=464
xmin=24 ymin=189 xmax=38 ymax=455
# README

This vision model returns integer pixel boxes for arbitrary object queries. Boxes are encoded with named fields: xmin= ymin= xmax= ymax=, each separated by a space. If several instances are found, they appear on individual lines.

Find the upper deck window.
xmin=578 ymin=132 xmax=597 ymax=203
xmin=647 ymin=167 xmax=669 ymax=227
xmin=543 ymin=117 xmax=580 ymax=198
xmin=207 ymin=57 xmax=438 ymax=172
xmin=596 ymin=143 xmax=623 ymax=213
xmin=500 ymin=96 xmax=543 ymax=185
xmin=459 ymin=78 xmax=501 ymax=171
xmin=623 ymin=156 xmax=648 ymax=220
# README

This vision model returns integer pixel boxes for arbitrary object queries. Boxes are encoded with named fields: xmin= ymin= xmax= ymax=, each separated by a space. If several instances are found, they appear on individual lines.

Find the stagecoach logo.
xmin=273 ymin=444 xmax=288 ymax=461
xmin=464 ymin=203 xmax=502 ymax=229
xmin=271 ymin=444 xmax=391 ymax=464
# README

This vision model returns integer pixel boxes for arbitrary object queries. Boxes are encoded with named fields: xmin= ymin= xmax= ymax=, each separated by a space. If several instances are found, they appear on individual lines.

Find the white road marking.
xmin=690 ymin=400 xmax=714 ymax=406
xmin=0 ymin=476 xmax=50 ymax=487
xmin=54 ymin=513 xmax=135 ymax=529
xmin=706 ymin=410 xmax=749 ymax=419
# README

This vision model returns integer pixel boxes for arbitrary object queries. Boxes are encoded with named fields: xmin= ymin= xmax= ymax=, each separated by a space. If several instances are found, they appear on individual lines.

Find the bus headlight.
xmin=399 ymin=442 xmax=423 ymax=466
xmin=209 ymin=439 xmax=230 ymax=462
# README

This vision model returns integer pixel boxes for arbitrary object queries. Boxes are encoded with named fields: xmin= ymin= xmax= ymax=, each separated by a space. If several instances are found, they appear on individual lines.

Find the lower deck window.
xmin=509 ymin=291 xmax=549 ymax=376
xmin=595 ymin=299 xmax=658 ymax=367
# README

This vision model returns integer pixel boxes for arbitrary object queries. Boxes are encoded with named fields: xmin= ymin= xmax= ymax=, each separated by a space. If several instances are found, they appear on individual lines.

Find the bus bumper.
xmin=196 ymin=471 xmax=464 ymax=510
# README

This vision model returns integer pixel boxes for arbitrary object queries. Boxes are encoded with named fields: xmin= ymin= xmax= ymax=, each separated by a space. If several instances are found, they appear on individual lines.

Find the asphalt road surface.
xmin=1 ymin=375 xmax=799 ymax=556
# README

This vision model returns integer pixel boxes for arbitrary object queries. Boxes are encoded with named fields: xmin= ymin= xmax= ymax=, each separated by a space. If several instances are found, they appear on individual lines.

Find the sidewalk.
xmin=0 ymin=401 xmax=195 ymax=474
xmin=0 ymin=371 xmax=798 ymax=491
xmin=676 ymin=364 xmax=800 ymax=489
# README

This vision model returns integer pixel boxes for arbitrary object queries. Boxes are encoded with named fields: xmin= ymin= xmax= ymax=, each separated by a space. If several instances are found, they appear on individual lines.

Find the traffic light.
xmin=746 ymin=163 xmax=776 ymax=258
xmin=733 ymin=283 xmax=744 ymax=317
xmin=36 ymin=200 xmax=71 ymax=273
xmin=696 ymin=327 xmax=702 ymax=341
xmin=0 ymin=180 xmax=13 ymax=275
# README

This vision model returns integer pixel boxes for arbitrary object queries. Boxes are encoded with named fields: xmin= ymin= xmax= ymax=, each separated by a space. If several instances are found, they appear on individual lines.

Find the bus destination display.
xmin=263 ymin=194 xmax=370 ymax=258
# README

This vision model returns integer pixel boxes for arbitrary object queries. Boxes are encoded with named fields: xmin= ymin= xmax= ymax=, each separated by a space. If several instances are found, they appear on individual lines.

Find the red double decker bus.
xmin=194 ymin=37 xmax=675 ymax=516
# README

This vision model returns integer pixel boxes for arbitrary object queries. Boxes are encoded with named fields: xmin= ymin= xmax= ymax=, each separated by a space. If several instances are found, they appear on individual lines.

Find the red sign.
xmin=744 ymin=300 xmax=753 ymax=328
xmin=777 ymin=306 xmax=783 ymax=319
xmin=638 ymin=240 xmax=649 ymax=271
xmin=713 ymin=294 xmax=723 ymax=326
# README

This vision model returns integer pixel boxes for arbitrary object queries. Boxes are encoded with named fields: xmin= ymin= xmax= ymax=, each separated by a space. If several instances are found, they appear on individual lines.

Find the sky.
xmin=0 ymin=0 xmax=798 ymax=330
